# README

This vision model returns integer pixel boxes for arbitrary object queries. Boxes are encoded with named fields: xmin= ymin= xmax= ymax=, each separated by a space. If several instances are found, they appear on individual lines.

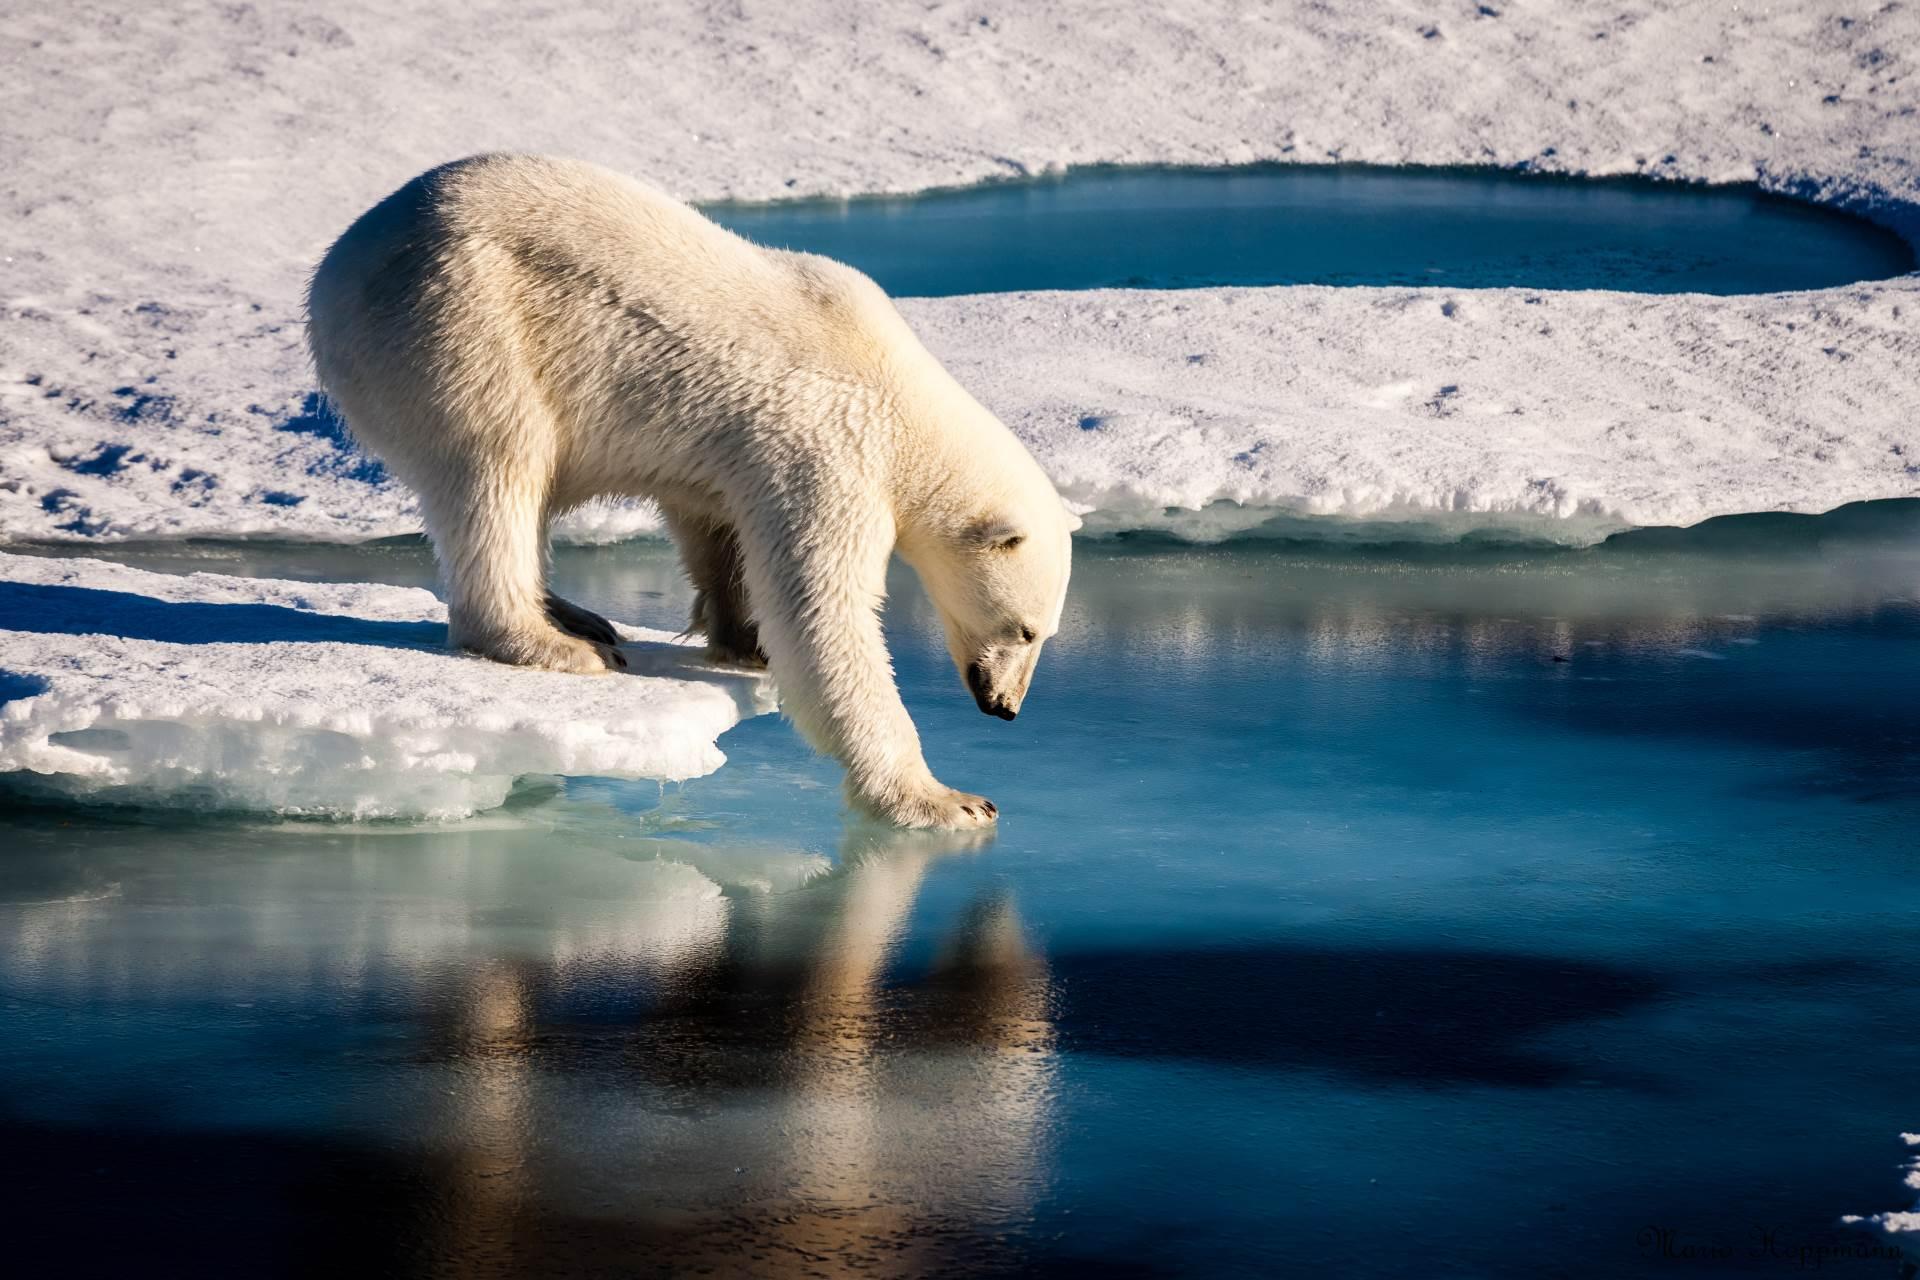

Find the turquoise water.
xmin=4 ymin=515 xmax=1919 ymax=1276
xmin=705 ymin=166 xmax=1916 ymax=296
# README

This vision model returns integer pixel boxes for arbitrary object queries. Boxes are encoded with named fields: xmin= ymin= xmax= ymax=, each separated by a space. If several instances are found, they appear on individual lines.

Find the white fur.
xmin=307 ymin=154 xmax=1075 ymax=829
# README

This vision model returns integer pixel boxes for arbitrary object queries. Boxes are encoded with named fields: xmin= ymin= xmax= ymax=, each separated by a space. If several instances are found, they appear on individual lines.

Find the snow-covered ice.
xmin=2 ymin=0 xmax=1916 ymax=544
xmin=0 ymin=552 xmax=773 ymax=819
xmin=916 ymin=282 xmax=1920 ymax=541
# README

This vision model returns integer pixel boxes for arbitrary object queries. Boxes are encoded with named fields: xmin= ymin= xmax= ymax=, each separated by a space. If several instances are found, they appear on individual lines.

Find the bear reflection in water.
xmin=0 ymin=820 xmax=1054 ymax=1274
xmin=415 ymin=831 xmax=1055 ymax=1273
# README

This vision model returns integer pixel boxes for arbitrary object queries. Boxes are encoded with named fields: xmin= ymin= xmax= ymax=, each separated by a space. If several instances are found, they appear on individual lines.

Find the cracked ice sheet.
xmin=0 ymin=552 xmax=774 ymax=820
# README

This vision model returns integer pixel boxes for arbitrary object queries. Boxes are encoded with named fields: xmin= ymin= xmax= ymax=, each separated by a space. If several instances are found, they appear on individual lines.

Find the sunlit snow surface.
xmin=3 ymin=1 xmax=1919 ymax=545
xmin=0 ymin=552 xmax=772 ymax=818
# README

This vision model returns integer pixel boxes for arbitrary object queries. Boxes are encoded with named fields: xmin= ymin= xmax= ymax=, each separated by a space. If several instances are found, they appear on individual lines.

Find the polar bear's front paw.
xmin=882 ymin=785 xmax=998 ymax=830
xmin=690 ymin=592 xmax=767 ymax=667
xmin=703 ymin=634 xmax=768 ymax=668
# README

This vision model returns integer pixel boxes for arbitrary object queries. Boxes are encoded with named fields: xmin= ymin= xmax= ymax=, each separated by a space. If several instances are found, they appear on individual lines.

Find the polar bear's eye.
xmin=1020 ymin=626 xmax=1037 ymax=644
xmin=966 ymin=518 xmax=1026 ymax=551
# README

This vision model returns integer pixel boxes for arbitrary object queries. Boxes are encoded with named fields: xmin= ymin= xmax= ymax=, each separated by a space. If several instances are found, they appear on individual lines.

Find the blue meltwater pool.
xmin=705 ymin=165 xmax=1916 ymax=296
xmin=4 ymin=513 xmax=1918 ymax=1277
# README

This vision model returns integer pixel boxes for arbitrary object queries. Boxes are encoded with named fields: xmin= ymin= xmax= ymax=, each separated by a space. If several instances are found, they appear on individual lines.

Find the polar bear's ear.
xmin=965 ymin=516 xmax=1027 ymax=551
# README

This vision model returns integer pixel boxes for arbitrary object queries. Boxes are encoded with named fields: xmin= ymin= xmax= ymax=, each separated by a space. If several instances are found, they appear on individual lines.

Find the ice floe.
xmin=910 ymin=282 xmax=1920 ymax=541
xmin=1 ymin=0 xmax=1916 ymax=544
xmin=0 ymin=552 xmax=773 ymax=819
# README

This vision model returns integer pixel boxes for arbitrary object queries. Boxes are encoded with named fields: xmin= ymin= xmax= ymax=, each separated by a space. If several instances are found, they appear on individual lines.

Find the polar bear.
xmin=307 ymin=154 xmax=1075 ymax=829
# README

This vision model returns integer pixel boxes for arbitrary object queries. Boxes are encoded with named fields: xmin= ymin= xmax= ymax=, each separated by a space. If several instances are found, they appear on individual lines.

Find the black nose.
xmin=966 ymin=663 xmax=1018 ymax=720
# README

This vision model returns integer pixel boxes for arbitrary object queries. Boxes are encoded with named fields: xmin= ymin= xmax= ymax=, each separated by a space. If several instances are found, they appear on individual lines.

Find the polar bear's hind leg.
xmin=422 ymin=419 xmax=625 ymax=675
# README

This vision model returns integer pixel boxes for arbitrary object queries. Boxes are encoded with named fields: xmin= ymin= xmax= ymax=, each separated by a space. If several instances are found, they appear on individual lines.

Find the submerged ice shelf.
xmin=0 ymin=553 xmax=773 ymax=819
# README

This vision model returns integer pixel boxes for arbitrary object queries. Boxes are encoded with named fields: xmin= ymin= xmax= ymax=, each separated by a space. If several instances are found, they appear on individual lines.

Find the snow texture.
xmin=0 ymin=552 xmax=773 ymax=819
xmin=1 ymin=1 xmax=1916 ymax=545
xmin=917 ymin=282 xmax=1920 ymax=541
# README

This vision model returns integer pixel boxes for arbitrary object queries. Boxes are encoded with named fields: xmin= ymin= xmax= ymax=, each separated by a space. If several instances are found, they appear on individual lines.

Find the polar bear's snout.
xmin=963 ymin=637 xmax=1045 ymax=721
xmin=925 ymin=519 xmax=1070 ymax=728
xmin=966 ymin=662 xmax=1020 ymax=720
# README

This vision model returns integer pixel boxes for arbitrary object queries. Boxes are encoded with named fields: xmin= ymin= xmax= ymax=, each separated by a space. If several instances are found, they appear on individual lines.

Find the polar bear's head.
xmin=910 ymin=494 xmax=1078 ymax=722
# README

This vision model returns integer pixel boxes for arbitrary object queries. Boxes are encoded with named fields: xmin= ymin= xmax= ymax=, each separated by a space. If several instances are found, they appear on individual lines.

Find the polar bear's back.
xmin=308 ymin=154 xmax=920 ymax=461
xmin=430 ymin=154 xmax=778 ymax=312
xmin=303 ymin=155 xmax=940 ymax=510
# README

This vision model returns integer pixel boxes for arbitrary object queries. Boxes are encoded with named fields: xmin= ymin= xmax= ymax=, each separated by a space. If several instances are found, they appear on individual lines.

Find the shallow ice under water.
xmin=3 ymin=513 xmax=1919 ymax=1276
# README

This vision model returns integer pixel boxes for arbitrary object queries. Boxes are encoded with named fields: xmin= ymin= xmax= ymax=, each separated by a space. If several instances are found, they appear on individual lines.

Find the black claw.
xmin=983 ymin=801 xmax=997 ymax=816
xmin=546 ymin=592 xmax=621 ymax=645
xmin=961 ymin=805 xmax=976 ymax=817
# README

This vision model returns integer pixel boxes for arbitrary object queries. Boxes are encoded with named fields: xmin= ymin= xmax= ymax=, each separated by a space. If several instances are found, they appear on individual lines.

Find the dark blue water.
xmin=4 ymin=517 xmax=1919 ymax=1277
xmin=704 ymin=166 xmax=1915 ymax=296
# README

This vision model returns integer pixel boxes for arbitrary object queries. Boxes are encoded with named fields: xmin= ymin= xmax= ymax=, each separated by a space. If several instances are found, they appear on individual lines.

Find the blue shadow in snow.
xmin=0 ymin=580 xmax=762 ymax=707
xmin=0 ymin=581 xmax=445 ymax=651
xmin=275 ymin=392 xmax=389 ymax=485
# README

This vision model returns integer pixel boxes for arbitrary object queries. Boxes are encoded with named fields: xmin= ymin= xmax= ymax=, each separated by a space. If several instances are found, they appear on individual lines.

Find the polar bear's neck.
xmin=883 ymin=357 xmax=1027 ymax=533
